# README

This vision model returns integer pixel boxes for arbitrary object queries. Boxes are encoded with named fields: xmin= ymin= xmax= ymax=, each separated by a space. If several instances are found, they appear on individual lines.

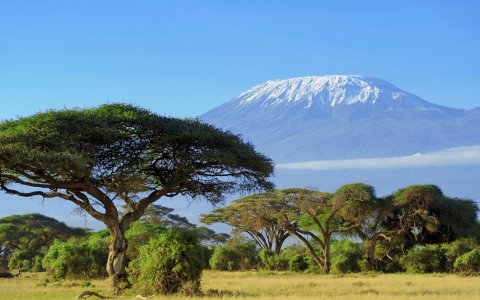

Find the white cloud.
xmin=277 ymin=145 xmax=480 ymax=170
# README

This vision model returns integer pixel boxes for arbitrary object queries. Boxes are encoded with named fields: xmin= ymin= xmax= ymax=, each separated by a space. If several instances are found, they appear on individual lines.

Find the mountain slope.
xmin=201 ymin=75 xmax=480 ymax=162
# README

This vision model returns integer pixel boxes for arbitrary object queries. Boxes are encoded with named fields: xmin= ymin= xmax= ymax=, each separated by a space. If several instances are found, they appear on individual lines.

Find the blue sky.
xmin=0 ymin=0 xmax=479 ymax=120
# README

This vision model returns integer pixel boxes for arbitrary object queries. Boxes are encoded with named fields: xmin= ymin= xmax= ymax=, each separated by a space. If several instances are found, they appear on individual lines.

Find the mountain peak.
xmin=234 ymin=75 xmax=425 ymax=109
xmin=201 ymin=74 xmax=478 ymax=163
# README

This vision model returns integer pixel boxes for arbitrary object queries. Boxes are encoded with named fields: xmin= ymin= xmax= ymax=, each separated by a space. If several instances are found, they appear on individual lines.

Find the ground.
xmin=1 ymin=271 xmax=480 ymax=300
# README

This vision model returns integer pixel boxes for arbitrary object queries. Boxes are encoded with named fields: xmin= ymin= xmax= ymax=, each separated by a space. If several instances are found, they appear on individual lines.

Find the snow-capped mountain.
xmin=235 ymin=75 xmax=427 ymax=108
xmin=201 ymin=75 xmax=480 ymax=163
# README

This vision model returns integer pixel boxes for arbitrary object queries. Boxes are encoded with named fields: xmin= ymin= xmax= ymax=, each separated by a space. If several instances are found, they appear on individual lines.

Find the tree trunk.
xmin=363 ymin=239 xmax=377 ymax=270
xmin=274 ymin=242 xmax=282 ymax=254
xmin=106 ymin=225 xmax=128 ymax=293
xmin=323 ymin=237 xmax=331 ymax=274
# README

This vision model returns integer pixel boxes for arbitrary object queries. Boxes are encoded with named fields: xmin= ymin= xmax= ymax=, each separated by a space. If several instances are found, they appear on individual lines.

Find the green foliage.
xmin=129 ymin=228 xmax=205 ymax=295
xmin=442 ymin=238 xmax=478 ymax=272
xmin=333 ymin=183 xmax=376 ymax=223
xmin=42 ymin=240 xmax=107 ymax=279
xmin=0 ymin=104 xmax=274 ymax=290
xmin=125 ymin=221 xmax=164 ymax=261
xmin=259 ymin=249 xmax=288 ymax=271
xmin=288 ymin=255 xmax=309 ymax=272
xmin=226 ymin=237 xmax=259 ymax=270
xmin=454 ymin=249 xmax=480 ymax=273
xmin=209 ymin=246 xmax=240 ymax=271
xmin=200 ymin=190 xmax=294 ymax=253
xmin=0 ymin=214 xmax=86 ymax=272
xmin=400 ymin=245 xmax=446 ymax=273
xmin=0 ymin=104 xmax=274 ymax=206
xmin=331 ymin=240 xmax=364 ymax=274
xmin=8 ymin=250 xmax=34 ymax=271
xmin=209 ymin=237 xmax=259 ymax=271
xmin=31 ymin=256 xmax=44 ymax=272
xmin=355 ymin=184 xmax=479 ymax=271
xmin=86 ymin=229 xmax=110 ymax=249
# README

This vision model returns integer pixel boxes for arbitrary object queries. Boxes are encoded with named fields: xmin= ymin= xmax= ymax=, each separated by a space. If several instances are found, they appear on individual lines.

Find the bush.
xmin=259 ymin=249 xmax=288 ymax=271
xmin=125 ymin=221 xmax=164 ymax=261
xmin=454 ymin=249 xmax=480 ymax=273
xmin=31 ymin=256 xmax=44 ymax=272
xmin=400 ymin=245 xmax=446 ymax=273
xmin=209 ymin=246 xmax=240 ymax=271
xmin=8 ymin=250 xmax=34 ymax=271
xmin=209 ymin=237 xmax=259 ymax=271
xmin=226 ymin=237 xmax=259 ymax=270
xmin=129 ymin=228 xmax=205 ymax=295
xmin=442 ymin=238 xmax=478 ymax=272
xmin=331 ymin=240 xmax=364 ymax=274
xmin=289 ymin=255 xmax=309 ymax=272
xmin=42 ymin=240 xmax=107 ymax=279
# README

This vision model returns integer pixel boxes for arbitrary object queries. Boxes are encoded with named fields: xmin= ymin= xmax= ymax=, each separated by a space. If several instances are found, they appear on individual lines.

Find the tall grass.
xmin=1 ymin=271 xmax=479 ymax=299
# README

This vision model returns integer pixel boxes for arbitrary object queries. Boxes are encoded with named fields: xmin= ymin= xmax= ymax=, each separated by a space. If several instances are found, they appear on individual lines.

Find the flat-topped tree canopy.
xmin=200 ymin=189 xmax=299 ymax=254
xmin=0 ymin=103 xmax=274 ymax=291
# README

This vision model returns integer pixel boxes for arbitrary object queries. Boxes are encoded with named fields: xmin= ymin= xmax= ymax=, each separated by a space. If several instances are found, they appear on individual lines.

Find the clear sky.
xmin=1 ymin=0 xmax=479 ymax=120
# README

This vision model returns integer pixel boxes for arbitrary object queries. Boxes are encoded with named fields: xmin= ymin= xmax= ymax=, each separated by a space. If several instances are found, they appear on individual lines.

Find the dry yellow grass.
xmin=1 ymin=271 xmax=480 ymax=300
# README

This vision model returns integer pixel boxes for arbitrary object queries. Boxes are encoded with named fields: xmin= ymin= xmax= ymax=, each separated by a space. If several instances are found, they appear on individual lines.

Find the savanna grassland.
xmin=1 ymin=271 xmax=480 ymax=300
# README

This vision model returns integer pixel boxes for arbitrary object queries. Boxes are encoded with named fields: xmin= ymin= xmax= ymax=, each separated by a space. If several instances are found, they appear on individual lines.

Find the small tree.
xmin=0 ymin=104 xmax=273 ymax=291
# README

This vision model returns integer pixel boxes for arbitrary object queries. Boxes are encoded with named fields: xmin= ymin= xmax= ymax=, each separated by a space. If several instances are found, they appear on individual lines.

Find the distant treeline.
xmin=201 ymin=183 xmax=480 ymax=274
xmin=1 ymin=184 xmax=479 ymax=284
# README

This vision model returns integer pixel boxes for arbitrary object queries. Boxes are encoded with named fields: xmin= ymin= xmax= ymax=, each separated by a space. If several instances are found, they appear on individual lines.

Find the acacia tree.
xmin=384 ymin=185 xmax=478 ymax=251
xmin=346 ymin=184 xmax=479 ymax=270
xmin=281 ymin=186 xmax=376 ymax=273
xmin=279 ymin=188 xmax=340 ymax=273
xmin=202 ymin=187 xmax=368 ymax=273
xmin=0 ymin=104 xmax=273 ymax=291
xmin=330 ymin=183 xmax=387 ymax=269
xmin=200 ymin=190 xmax=295 ymax=254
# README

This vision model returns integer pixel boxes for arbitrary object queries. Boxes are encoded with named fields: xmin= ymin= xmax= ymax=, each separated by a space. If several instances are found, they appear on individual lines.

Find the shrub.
xmin=259 ymin=249 xmax=288 ymax=271
xmin=125 ymin=221 xmax=164 ymax=261
xmin=42 ymin=240 xmax=107 ymax=279
xmin=442 ymin=238 xmax=478 ymax=272
xmin=209 ymin=237 xmax=259 ymax=271
xmin=31 ymin=256 xmax=44 ymax=272
xmin=8 ymin=250 xmax=34 ymax=271
xmin=400 ymin=245 xmax=446 ymax=273
xmin=226 ymin=237 xmax=259 ymax=270
xmin=454 ymin=249 xmax=480 ymax=273
xmin=209 ymin=246 xmax=240 ymax=271
xmin=129 ymin=228 xmax=205 ymax=295
xmin=331 ymin=239 xmax=364 ymax=274
xmin=289 ymin=255 xmax=309 ymax=272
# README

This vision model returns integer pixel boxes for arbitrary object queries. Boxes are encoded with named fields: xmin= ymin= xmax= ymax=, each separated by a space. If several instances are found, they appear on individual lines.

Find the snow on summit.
xmin=234 ymin=75 xmax=424 ymax=109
